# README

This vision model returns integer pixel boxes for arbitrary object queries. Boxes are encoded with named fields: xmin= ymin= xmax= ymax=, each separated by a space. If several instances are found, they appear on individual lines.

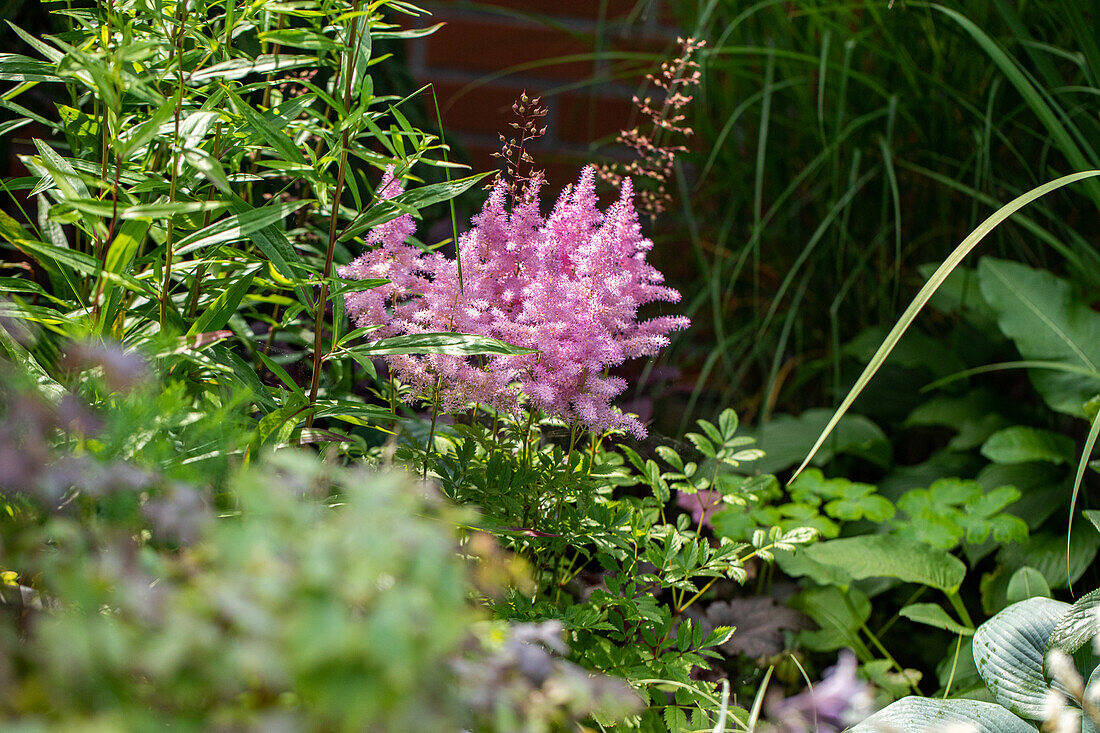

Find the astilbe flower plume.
xmin=339 ymin=166 xmax=689 ymax=438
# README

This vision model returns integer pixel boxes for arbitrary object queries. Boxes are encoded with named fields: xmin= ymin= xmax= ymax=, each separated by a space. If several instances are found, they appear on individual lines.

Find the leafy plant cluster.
xmin=3 ymin=0 xmax=1100 ymax=731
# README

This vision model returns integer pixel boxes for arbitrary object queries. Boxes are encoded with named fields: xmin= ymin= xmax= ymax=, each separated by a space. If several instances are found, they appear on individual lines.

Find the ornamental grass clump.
xmin=339 ymin=166 xmax=688 ymax=437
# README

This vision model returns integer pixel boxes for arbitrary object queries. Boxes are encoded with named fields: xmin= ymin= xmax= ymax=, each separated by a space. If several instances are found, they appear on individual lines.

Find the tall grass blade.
xmin=790 ymin=170 xmax=1100 ymax=482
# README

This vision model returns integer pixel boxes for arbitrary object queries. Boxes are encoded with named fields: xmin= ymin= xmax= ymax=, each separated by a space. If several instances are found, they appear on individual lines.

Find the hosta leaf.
xmin=978 ymin=258 xmax=1100 ymax=416
xmin=1044 ymin=589 xmax=1100 ymax=664
xmin=973 ymin=596 xmax=1069 ymax=719
xmin=850 ymin=696 xmax=1034 ymax=733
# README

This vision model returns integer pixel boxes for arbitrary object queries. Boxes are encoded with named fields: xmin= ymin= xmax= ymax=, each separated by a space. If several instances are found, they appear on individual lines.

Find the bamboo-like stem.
xmin=159 ymin=0 xmax=190 ymax=328
xmin=306 ymin=2 xmax=360 ymax=425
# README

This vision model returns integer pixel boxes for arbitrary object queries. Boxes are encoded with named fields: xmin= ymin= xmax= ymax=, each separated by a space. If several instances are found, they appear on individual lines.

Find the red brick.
xmin=470 ymin=0 xmax=642 ymax=19
xmin=421 ymin=79 xmax=540 ymax=137
xmin=556 ymin=91 xmax=636 ymax=144
xmin=424 ymin=18 xmax=596 ymax=80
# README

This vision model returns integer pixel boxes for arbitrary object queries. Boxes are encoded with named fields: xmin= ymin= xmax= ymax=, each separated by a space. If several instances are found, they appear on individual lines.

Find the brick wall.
xmin=404 ymin=1 xmax=682 ymax=193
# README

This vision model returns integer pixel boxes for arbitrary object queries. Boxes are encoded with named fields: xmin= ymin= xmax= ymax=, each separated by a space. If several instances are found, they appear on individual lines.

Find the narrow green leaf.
xmin=350 ymin=332 xmax=536 ymax=357
xmin=226 ymin=89 xmax=307 ymax=167
xmin=188 ymin=54 xmax=315 ymax=84
xmin=175 ymin=200 xmax=307 ymax=256
xmin=187 ymin=272 xmax=256 ymax=336
xmin=257 ymin=351 xmax=305 ymax=398
xmin=0 ymin=54 xmax=60 ymax=83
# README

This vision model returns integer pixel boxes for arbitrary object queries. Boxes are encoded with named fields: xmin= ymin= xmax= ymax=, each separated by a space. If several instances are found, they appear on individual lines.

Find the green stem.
xmin=159 ymin=0 xmax=189 ymax=328
xmin=306 ymin=2 xmax=360 ymax=426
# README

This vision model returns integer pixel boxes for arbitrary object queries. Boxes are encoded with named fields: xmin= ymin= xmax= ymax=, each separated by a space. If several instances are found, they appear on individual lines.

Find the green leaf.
xmin=797 ymin=535 xmax=966 ymax=593
xmin=226 ymin=89 xmax=308 ymax=167
xmin=789 ymin=585 xmax=868 ymax=652
xmin=187 ymin=272 xmax=256 ymax=336
xmin=973 ymin=596 xmax=1069 ymax=719
xmin=174 ymin=200 xmax=307 ymax=256
xmin=351 ymin=332 xmax=535 ymax=357
xmin=257 ymin=29 xmax=342 ymax=51
xmin=1005 ymin=567 xmax=1051 ymax=605
xmin=899 ymin=603 xmax=973 ymax=635
xmin=751 ymin=409 xmax=890 ymax=474
xmin=998 ymin=524 xmax=1100 ymax=590
xmin=187 ymin=54 xmax=316 ymax=84
xmin=1044 ymin=589 xmax=1100 ymax=663
xmin=0 ymin=54 xmax=60 ymax=83
xmin=978 ymin=258 xmax=1100 ymax=416
xmin=1085 ymin=510 xmax=1100 ymax=535
xmin=339 ymin=173 xmax=493 ymax=240
xmin=789 ymin=170 xmax=1100 ymax=481
xmin=980 ymin=426 xmax=1076 ymax=465
xmin=850 ymin=696 xmax=1033 ymax=733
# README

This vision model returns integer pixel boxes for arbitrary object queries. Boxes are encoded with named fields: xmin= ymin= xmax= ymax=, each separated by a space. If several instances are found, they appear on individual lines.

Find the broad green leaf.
xmin=978 ymin=258 xmax=1100 ymax=416
xmin=900 ymin=603 xmax=973 ymax=635
xmin=1044 ymin=589 xmax=1100 ymax=663
xmin=1005 ymin=567 xmax=1051 ymax=605
xmin=850 ymin=696 xmax=1033 ymax=733
xmin=973 ymin=596 xmax=1069 ymax=719
xmin=998 ymin=524 xmax=1100 ymax=590
xmin=351 ymin=332 xmax=536 ymax=357
xmin=798 ymin=535 xmax=966 ymax=592
xmin=790 ymin=170 xmax=1100 ymax=482
xmin=750 ymin=409 xmax=890 ymax=474
xmin=187 ymin=272 xmax=256 ymax=336
xmin=789 ymin=585 xmax=869 ymax=653
xmin=1085 ymin=510 xmax=1100 ymax=535
xmin=981 ymin=426 xmax=1076 ymax=465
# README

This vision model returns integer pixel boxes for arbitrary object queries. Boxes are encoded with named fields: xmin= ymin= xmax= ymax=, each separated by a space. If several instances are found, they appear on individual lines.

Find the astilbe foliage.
xmin=340 ymin=166 xmax=688 ymax=437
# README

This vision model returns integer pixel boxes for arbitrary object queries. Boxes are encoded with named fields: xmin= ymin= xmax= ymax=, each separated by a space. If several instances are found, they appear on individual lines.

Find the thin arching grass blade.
xmin=1067 ymin=409 xmax=1100 ymax=591
xmin=790 ymin=170 xmax=1100 ymax=483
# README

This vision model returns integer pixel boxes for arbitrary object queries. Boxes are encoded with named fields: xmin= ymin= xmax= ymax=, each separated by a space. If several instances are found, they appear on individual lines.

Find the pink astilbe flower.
xmin=338 ymin=166 xmax=689 ymax=438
